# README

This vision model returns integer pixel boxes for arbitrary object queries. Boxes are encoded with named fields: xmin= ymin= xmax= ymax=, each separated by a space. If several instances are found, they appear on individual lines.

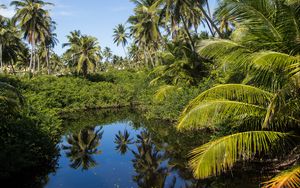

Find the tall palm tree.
xmin=11 ymin=0 xmax=53 ymax=73
xmin=63 ymin=127 xmax=103 ymax=170
xmin=160 ymin=0 xmax=202 ymax=51
xmin=128 ymin=0 xmax=162 ymax=67
xmin=63 ymin=33 xmax=100 ymax=77
xmin=102 ymin=47 xmax=112 ymax=63
xmin=113 ymin=24 xmax=129 ymax=57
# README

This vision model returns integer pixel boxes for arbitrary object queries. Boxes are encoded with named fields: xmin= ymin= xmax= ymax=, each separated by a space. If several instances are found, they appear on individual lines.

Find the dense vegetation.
xmin=0 ymin=0 xmax=300 ymax=187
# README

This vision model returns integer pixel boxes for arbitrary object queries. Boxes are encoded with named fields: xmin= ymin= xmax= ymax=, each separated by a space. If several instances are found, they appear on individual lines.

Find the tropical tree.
xmin=63 ymin=127 xmax=103 ymax=170
xmin=11 ymin=0 xmax=53 ymax=73
xmin=63 ymin=33 xmax=100 ymax=77
xmin=102 ymin=47 xmax=112 ymax=63
xmin=177 ymin=36 xmax=300 ymax=187
xmin=0 ymin=16 xmax=27 ymax=74
xmin=213 ymin=0 xmax=300 ymax=54
xmin=113 ymin=24 xmax=129 ymax=57
xmin=128 ymin=0 xmax=162 ymax=67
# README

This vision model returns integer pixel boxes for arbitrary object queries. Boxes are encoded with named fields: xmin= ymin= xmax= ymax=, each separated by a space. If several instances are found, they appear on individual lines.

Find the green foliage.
xmin=0 ymin=77 xmax=60 ymax=184
xmin=21 ymin=72 xmax=147 ymax=113
xmin=188 ymin=131 xmax=290 ymax=179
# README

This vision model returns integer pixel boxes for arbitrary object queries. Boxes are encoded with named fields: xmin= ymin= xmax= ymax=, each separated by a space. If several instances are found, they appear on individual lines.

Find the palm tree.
xmin=128 ymin=0 xmax=162 ymax=67
xmin=102 ymin=47 xmax=112 ymax=63
xmin=63 ymin=127 xmax=103 ymax=170
xmin=160 ymin=0 xmax=202 ymax=51
xmin=213 ymin=0 xmax=300 ymax=54
xmin=0 ymin=17 xmax=25 ymax=74
xmin=63 ymin=33 xmax=100 ymax=77
xmin=177 ymin=30 xmax=300 ymax=188
xmin=11 ymin=0 xmax=53 ymax=73
xmin=113 ymin=24 xmax=129 ymax=57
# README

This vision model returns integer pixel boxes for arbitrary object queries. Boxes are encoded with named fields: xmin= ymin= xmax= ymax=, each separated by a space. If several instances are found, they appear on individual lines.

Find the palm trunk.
xmin=29 ymin=43 xmax=33 ymax=73
xmin=122 ymin=45 xmax=128 ymax=59
xmin=37 ymin=53 xmax=40 ymax=73
xmin=33 ymin=47 xmax=36 ymax=73
xmin=29 ymin=32 xmax=36 ymax=73
xmin=9 ymin=61 xmax=15 ymax=75
xmin=47 ymin=48 xmax=50 ymax=75
xmin=204 ymin=19 xmax=215 ymax=37
xmin=180 ymin=15 xmax=196 ymax=52
xmin=198 ymin=3 xmax=223 ymax=38
xmin=0 ymin=44 xmax=3 ymax=73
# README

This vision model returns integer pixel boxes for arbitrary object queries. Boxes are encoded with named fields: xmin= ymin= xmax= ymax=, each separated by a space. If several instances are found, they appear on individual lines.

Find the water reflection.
xmin=114 ymin=129 xmax=134 ymax=155
xmin=45 ymin=108 xmax=260 ymax=188
xmin=62 ymin=126 xmax=103 ymax=170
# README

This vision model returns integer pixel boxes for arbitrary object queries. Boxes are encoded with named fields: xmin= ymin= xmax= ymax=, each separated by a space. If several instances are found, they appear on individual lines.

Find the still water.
xmin=44 ymin=109 xmax=260 ymax=188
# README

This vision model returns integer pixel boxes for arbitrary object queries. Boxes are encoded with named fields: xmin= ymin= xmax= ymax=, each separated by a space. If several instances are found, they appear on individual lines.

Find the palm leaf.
xmin=178 ymin=100 xmax=266 ymax=130
xmin=153 ymin=85 xmax=182 ymax=102
xmin=181 ymin=84 xmax=273 ymax=115
xmin=263 ymin=165 xmax=300 ymax=188
xmin=189 ymin=131 xmax=290 ymax=179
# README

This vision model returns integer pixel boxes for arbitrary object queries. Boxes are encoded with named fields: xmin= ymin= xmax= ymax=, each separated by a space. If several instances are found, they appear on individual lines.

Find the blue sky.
xmin=0 ymin=0 xmax=218 ymax=56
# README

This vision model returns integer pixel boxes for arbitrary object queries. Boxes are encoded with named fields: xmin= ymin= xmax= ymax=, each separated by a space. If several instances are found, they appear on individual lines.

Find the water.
xmin=43 ymin=108 xmax=261 ymax=188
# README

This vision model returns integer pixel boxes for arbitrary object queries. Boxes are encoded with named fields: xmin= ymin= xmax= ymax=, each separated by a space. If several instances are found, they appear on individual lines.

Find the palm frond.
xmin=178 ymin=100 xmax=266 ymax=130
xmin=263 ymin=165 xmax=300 ymax=188
xmin=181 ymin=84 xmax=273 ymax=115
xmin=189 ymin=131 xmax=290 ymax=179
xmin=153 ymin=85 xmax=182 ymax=102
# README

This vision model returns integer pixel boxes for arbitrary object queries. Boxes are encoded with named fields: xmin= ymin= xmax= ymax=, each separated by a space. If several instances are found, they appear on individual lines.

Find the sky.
xmin=0 ymin=0 xmax=218 ymax=56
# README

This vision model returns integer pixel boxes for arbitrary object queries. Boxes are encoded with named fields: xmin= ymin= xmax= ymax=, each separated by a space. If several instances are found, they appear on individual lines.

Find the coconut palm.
xmin=63 ymin=127 xmax=103 ymax=170
xmin=0 ymin=17 xmax=25 ymax=74
xmin=63 ymin=34 xmax=100 ymax=77
xmin=160 ymin=0 xmax=203 ymax=51
xmin=128 ymin=0 xmax=162 ymax=67
xmin=102 ymin=47 xmax=112 ymax=63
xmin=113 ymin=24 xmax=129 ymax=57
xmin=11 ymin=0 xmax=53 ymax=73
xmin=214 ymin=0 xmax=300 ymax=54
xmin=177 ymin=40 xmax=300 ymax=187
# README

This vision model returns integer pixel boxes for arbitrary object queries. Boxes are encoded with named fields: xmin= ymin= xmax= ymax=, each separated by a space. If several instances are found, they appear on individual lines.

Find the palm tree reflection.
xmin=114 ymin=130 xmax=134 ymax=155
xmin=63 ymin=126 xmax=103 ymax=170
xmin=114 ymin=130 xmax=168 ymax=188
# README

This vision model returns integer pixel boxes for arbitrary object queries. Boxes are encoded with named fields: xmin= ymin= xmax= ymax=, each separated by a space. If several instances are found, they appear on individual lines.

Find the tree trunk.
xmin=37 ymin=52 xmax=40 ymax=73
xmin=9 ymin=61 xmax=15 ymax=75
xmin=180 ymin=15 xmax=196 ymax=52
xmin=198 ymin=3 xmax=223 ymax=38
xmin=29 ymin=43 xmax=33 ymax=73
xmin=47 ymin=48 xmax=51 ymax=75
xmin=122 ymin=45 xmax=128 ymax=59
xmin=29 ymin=32 xmax=36 ymax=73
xmin=0 ymin=44 xmax=3 ymax=73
